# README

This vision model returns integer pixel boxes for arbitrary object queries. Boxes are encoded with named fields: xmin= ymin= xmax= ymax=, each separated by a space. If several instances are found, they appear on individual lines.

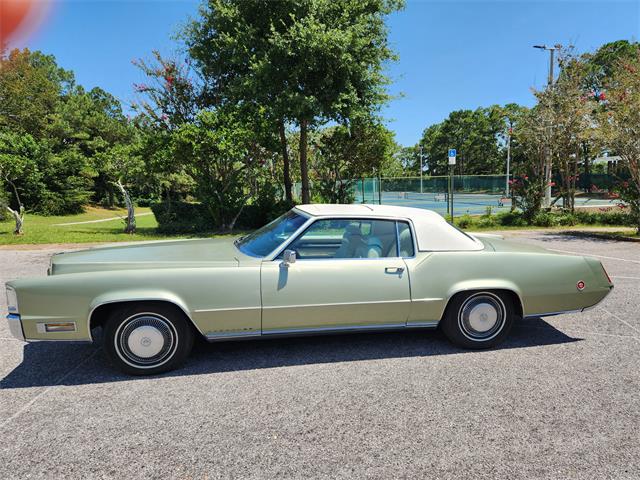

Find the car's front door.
xmin=260 ymin=218 xmax=411 ymax=333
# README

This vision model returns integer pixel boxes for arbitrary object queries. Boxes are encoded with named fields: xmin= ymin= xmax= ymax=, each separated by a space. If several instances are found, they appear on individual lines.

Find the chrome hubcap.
xmin=458 ymin=294 xmax=505 ymax=341
xmin=115 ymin=313 xmax=178 ymax=368
xmin=127 ymin=325 xmax=165 ymax=358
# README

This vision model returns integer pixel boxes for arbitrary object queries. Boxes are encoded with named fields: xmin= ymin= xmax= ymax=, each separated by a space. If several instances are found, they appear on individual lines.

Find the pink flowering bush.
xmin=509 ymin=173 xmax=546 ymax=223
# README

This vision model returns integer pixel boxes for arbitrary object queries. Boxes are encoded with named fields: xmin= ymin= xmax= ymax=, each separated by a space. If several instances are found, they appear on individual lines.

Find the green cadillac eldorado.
xmin=5 ymin=204 xmax=613 ymax=375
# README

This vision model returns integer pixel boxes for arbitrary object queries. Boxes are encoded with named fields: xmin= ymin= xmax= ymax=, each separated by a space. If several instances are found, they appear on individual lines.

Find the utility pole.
xmin=419 ymin=145 xmax=424 ymax=194
xmin=534 ymin=44 xmax=561 ymax=208
xmin=505 ymin=127 xmax=512 ymax=197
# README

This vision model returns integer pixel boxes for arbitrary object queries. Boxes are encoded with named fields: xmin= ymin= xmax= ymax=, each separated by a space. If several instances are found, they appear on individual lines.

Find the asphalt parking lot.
xmin=1 ymin=232 xmax=639 ymax=479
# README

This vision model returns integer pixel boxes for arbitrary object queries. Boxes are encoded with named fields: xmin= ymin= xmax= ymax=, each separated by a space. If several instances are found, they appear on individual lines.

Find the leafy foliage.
xmin=185 ymin=0 xmax=403 ymax=203
xmin=313 ymin=120 xmax=395 ymax=203
xmin=597 ymin=47 xmax=640 ymax=232
xmin=418 ymin=106 xmax=513 ymax=176
xmin=0 ymin=49 xmax=141 ymax=218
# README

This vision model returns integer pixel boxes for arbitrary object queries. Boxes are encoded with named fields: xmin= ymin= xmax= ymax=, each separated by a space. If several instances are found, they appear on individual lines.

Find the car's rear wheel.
xmin=103 ymin=303 xmax=194 ymax=375
xmin=441 ymin=291 xmax=515 ymax=349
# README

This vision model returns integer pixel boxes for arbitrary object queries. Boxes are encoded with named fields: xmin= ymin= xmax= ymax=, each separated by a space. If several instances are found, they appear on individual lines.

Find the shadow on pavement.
xmin=0 ymin=317 xmax=580 ymax=389
xmin=528 ymin=230 xmax=639 ymax=245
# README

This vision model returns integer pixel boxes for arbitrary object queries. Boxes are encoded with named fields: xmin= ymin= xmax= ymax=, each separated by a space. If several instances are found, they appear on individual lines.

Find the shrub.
xmin=574 ymin=209 xmax=634 ymax=226
xmin=150 ymin=201 xmax=214 ymax=234
xmin=495 ymin=211 xmax=527 ymax=227
xmin=476 ymin=216 xmax=498 ymax=228
xmin=532 ymin=212 xmax=557 ymax=227
xmin=456 ymin=214 xmax=474 ymax=229
xmin=151 ymin=197 xmax=296 ymax=234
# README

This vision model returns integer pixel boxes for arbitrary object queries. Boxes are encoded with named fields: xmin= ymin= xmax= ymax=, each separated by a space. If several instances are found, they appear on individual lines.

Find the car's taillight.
xmin=600 ymin=262 xmax=612 ymax=285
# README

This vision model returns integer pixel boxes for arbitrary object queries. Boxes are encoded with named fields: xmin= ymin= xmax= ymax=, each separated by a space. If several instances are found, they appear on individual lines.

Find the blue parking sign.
xmin=448 ymin=148 xmax=456 ymax=158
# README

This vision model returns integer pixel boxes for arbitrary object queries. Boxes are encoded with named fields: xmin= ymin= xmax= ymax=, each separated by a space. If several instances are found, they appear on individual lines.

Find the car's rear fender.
xmin=444 ymin=280 xmax=524 ymax=318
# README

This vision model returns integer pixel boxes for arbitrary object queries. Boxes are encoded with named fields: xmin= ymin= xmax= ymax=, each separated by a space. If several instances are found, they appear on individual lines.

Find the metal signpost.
xmin=419 ymin=145 xmax=424 ymax=194
xmin=448 ymin=149 xmax=456 ymax=220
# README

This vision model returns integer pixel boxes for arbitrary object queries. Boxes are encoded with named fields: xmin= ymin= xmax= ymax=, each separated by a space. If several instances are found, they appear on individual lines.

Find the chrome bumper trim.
xmin=6 ymin=314 xmax=25 ymax=342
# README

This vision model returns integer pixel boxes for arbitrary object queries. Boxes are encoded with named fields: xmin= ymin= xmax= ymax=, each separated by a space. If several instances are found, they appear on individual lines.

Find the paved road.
xmin=0 ymin=232 xmax=639 ymax=479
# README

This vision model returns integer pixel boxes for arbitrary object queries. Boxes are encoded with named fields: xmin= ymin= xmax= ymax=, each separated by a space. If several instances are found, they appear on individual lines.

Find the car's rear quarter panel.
xmin=405 ymin=249 xmax=610 ymax=322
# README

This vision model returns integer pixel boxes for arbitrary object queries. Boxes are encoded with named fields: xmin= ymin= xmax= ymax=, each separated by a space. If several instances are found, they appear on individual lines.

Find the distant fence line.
xmin=293 ymin=173 xmax=622 ymax=204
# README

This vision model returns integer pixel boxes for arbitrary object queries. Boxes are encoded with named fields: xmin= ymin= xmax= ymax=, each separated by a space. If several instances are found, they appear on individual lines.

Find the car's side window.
xmin=397 ymin=221 xmax=415 ymax=257
xmin=285 ymin=218 xmax=401 ymax=259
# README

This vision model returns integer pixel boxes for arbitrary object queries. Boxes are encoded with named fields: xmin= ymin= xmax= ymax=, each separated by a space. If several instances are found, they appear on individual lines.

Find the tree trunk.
xmin=5 ymin=178 xmax=25 ymax=234
xmin=7 ymin=206 xmax=24 ymax=235
xmin=279 ymin=120 xmax=293 ymax=202
xmin=299 ymin=119 xmax=310 ymax=204
xmin=116 ymin=180 xmax=136 ymax=234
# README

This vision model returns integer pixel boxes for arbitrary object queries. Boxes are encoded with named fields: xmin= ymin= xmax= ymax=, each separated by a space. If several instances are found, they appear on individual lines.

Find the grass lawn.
xmin=1 ymin=205 xmax=637 ymax=246
xmin=0 ymin=206 xmax=193 ymax=245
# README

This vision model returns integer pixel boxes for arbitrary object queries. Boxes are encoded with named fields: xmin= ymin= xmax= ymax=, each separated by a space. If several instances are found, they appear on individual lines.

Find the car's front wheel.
xmin=441 ymin=291 xmax=516 ymax=349
xmin=103 ymin=303 xmax=194 ymax=375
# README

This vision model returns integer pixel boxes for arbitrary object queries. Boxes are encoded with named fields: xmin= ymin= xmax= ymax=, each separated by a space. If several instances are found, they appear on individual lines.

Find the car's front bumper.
xmin=6 ymin=314 xmax=25 ymax=341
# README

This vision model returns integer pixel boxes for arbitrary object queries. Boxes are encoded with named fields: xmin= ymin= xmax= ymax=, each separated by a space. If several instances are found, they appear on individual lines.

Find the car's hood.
xmin=50 ymin=237 xmax=253 ymax=275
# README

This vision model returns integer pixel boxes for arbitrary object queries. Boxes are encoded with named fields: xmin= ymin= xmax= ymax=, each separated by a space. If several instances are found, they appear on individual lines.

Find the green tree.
xmin=172 ymin=108 xmax=270 ymax=231
xmin=582 ymin=40 xmax=639 ymax=93
xmin=185 ymin=0 xmax=403 ymax=203
xmin=534 ymin=49 xmax=591 ymax=212
xmin=313 ymin=120 xmax=395 ymax=203
xmin=0 ymin=131 xmax=42 ymax=232
xmin=510 ymin=106 xmax=547 ymax=221
xmin=0 ymin=48 xmax=77 ymax=136
xmin=1 ymin=49 xmax=137 ymax=215
xmin=418 ymin=106 xmax=506 ymax=176
xmin=599 ymin=50 xmax=640 ymax=232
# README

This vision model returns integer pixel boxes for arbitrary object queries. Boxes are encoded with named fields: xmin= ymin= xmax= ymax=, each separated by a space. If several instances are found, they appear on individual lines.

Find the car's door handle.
xmin=385 ymin=267 xmax=405 ymax=274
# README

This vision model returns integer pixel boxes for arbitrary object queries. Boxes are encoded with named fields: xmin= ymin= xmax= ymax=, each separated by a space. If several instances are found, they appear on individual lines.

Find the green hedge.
xmin=455 ymin=209 xmax=635 ymax=229
xmin=151 ymin=200 xmax=295 ymax=234
xmin=150 ymin=202 xmax=214 ymax=234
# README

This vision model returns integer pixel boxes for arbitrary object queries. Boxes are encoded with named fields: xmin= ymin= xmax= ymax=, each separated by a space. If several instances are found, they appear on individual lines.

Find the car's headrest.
xmin=343 ymin=224 xmax=362 ymax=238
xmin=372 ymin=221 xmax=395 ymax=236
xmin=364 ymin=236 xmax=383 ymax=258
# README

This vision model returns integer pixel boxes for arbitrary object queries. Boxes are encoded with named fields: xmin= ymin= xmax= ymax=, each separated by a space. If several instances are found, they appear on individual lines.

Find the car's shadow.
xmin=0 ymin=317 xmax=580 ymax=389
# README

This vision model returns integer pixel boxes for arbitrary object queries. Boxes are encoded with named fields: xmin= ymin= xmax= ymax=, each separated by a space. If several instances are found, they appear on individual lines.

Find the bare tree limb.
xmin=115 ymin=180 xmax=136 ymax=234
xmin=4 ymin=176 xmax=25 ymax=234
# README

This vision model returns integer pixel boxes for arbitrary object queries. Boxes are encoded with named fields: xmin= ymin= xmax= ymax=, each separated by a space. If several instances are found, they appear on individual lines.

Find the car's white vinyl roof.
xmin=294 ymin=204 xmax=483 ymax=252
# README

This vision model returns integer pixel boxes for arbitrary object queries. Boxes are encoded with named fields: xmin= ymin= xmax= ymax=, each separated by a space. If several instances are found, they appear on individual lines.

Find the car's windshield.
xmin=235 ymin=210 xmax=307 ymax=257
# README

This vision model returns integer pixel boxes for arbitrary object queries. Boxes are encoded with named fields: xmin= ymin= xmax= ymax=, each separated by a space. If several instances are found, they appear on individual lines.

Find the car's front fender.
xmin=88 ymin=290 xmax=198 ymax=340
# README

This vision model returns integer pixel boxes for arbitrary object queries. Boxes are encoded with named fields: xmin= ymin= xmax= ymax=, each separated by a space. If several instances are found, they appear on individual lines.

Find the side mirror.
xmin=282 ymin=249 xmax=296 ymax=266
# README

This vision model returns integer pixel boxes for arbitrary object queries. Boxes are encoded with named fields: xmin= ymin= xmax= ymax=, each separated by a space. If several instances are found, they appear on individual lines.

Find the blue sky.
xmin=19 ymin=0 xmax=640 ymax=146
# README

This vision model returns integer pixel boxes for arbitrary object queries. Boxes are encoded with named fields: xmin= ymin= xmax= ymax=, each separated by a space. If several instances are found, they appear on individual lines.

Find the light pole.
xmin=419 ymin=145 xmax=424 ymax=194
xmin=505 ymin=127 xmax=512 ymax=197
xmin=534 ymin=44 xmax=561 ymax=208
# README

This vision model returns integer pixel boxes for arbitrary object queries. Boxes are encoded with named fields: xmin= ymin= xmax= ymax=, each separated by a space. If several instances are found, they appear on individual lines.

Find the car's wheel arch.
xmin=442 ymin=281 xmax=524 ymax=320
xmin=88 ymin=293 xmax=204 ymax=341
